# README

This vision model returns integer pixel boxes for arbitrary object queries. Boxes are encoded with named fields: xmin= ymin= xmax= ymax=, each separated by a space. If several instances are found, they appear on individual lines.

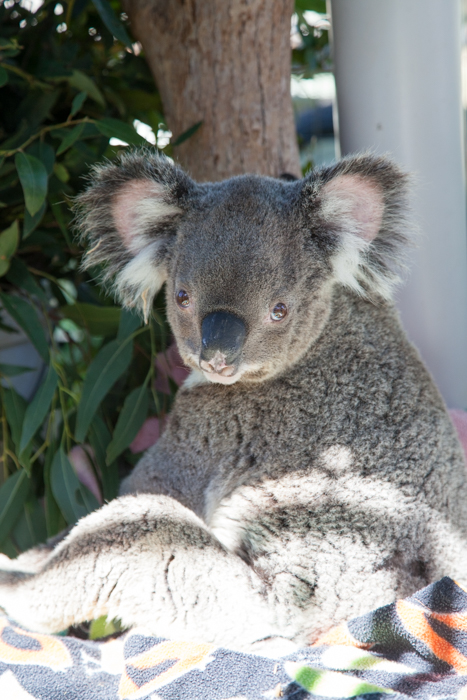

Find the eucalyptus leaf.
xmin=23 ymin=200 xmax=46 ymax=238
xmin=56 ymin=122 xmax=86 ymax=156
xmin=0 ymin=65 xmax=8 ymax=88
xmin=26 ymin=142 xmax=55 ymax=176
xmin=95 ymin=118 xmax=147 ymax=147
xmin=0 ymin=363 xmax=34 ymax=377
xmin=0 ymin=470 xmax=30 ymax=545
xmin=89 ymin=414 xmax=119 ymax=501
xmin=0 ymin=293 xmax=49 ymax=361
xmin=48 ymin=196 xmax=71 ymax=246
xmin=70 ymin=91 xmax=87 ymax=117
xmin=117 ymin=308 xmax=141 ymax=340
xmin=171 ymin=121 xmax=203 ymax=147
xmin=0 ymin=259 xmax=9 ymax=277
xmin=2 ymin=387 xmax=27 ymax=451
xmin=61 ymin=303 xmax=121 ymax=337
xmin=45 ymin=481 xmax=65 ymax=538
xmin=51 ymin=448 xmax=99 ymax=526
xmin=75 ymin=337 xmax=133 ymax=441
xmin=106 ymin=384 xmax=148 ymax=464
xmin=12 ymin=498 xmax=47 ymax=552
xmin=68 ymin=70 xmax=105 ymax=107
xmin=19 ymin=363 xmax=58 ymax=453
xmin=295 ymin=0 xmax=326 ymax=12
xmin=53 ymin=162 xmax=69 ymax=182
xmin=91 ymin=0 xmax=133 ymax=50
xmin=0 ymin=220 xmax=19 ymax=276
xmin=5 ymin=258 xmax=48 ymax=304
xmin=15 ymin=152 xmax=48 ymax=216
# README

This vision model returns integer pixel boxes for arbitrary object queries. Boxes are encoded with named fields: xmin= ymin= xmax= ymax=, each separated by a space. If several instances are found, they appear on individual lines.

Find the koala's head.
xmin=76 ymin=151 xmax=409 ymax=385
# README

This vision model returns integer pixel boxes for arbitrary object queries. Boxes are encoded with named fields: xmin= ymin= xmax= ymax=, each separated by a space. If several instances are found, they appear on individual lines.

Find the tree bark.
xmin=124 ymin=0 xmax=301 ymax=182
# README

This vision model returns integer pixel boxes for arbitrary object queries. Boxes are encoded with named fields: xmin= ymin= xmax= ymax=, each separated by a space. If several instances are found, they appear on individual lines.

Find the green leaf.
xmin=117 ymin=308 xmax=141 ymax=340
xmin=91 ymin=0 xmax=133 ymax=50
xmin=5 ymin=258 xmax=48 ymax=304
xmin=61 ymin=302 xmax=121 ymax=337
xmin=75 ymin=337 xmax=133 ymax=441
xmin=48 ymin=195 xmax=71 ymax=246
xmin=0 ymin=66 xmax=8 ymax=88
xmin=45 ymin=482 xmax=66 ymax=538
xmin=172 ymin=121 xmax=203 ymax=147
xmin=43 ymin=446 xmax=66 ymax=538
xmin=0 ymin=363 xmax=34 ymax=377
xmin=53 ymin=162 xmax=69 ymax=182
xmin=3 ymin=387 xmax=27 ymax=451
xmin=0 ymin=470 xmax=30 ymax=545
xmin=51 ymin=448 xmax=99 ymax=525
xmin=23 ymin=200 xmax=46 ymax=238
xmin=19 ymin=363 xmax=58 ymax=453
xmin=68 ymin=70 xmax=105 ymax=107
xmin=95 ymin=118 xmax=147 ymax=146
xmin=295 ymin=0 xmax=326 ymax=12
xmin=26 ymin=142 xmax=55 ymax=176
xmin=15 ymin=152 xmax=48 ymax=217
xmin=89 ymin=414 xmax=119 ymax=501
xmin=0 ymin=220 xmax=19 ymax=276
xmin=106 ymin=385 xmax=148 ymax=464
xmin=56 ymin=122 xmax=86 ymax=156
xmin=89 ymin=615 xmax=118 ymax=640
xmin=11 ymin=498 xmax=47 ymax=552
xmin=0 ymin=293 xmax=49 ymax=361
xmin=70 ymin=91 xmax=87 ymax=117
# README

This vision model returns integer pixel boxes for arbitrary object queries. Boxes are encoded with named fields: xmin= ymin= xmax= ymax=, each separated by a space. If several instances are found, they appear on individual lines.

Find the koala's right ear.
xmin=75 ymin=150 xmax=195 ymax=321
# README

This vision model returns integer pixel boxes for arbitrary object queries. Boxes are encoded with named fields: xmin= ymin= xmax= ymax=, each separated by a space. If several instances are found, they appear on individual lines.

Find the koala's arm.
xmin=118 ymin=406 xmax=212 ymax=518
xmin=0 ymin=494 xmax=290 ymax=654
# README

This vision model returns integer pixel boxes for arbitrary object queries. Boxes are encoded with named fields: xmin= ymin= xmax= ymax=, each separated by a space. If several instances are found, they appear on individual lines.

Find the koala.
xmin=0 ymin=151 xmax=466 ymax=656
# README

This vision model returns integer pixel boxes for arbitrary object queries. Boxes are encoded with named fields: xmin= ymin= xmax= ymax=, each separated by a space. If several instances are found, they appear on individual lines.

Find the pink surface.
xmin=130 ymin=416 xmax=167 ymax=454
xmin=68 ymin=445 xmax=103 ymax=504
xmin=154 ymin=343 xmax=190 ymax=395
xmin=449 ymin=409 xmax=467 ymax=464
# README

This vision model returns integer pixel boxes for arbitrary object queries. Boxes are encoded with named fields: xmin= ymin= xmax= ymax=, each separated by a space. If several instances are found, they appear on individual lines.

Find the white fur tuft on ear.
xmin=314 ymin=159 xmax=412 ymax=301
xmin=114 ymin=240 xmax=169 ymax=323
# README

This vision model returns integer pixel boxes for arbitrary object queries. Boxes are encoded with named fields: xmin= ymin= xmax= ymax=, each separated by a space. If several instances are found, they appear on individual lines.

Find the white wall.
xmin=330 ymin=0 xmax=467 ymax=408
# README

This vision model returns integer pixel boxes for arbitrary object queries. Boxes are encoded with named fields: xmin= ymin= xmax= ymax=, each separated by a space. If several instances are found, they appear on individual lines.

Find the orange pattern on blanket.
xmin=119 ymin=639 xmax=215 ymax=699
xmin=429 ymin=610 xmax=467 ymax=629
xmin=397 ymin=599 xmax=467 ymax=674
xmin=311 ymin=623 xmax=371 ymax=649
xmin=0 ymin=618 xmax=72 ymax=670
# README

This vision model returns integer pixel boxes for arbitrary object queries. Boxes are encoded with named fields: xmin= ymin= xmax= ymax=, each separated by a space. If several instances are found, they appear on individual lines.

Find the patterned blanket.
xmin=1 ymin=577 xmax=467 ymax=699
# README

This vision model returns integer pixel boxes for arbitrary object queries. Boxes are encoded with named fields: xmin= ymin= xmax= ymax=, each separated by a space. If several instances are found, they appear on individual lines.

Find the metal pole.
xmin=330 ymin=0 xmax=467 ymax=408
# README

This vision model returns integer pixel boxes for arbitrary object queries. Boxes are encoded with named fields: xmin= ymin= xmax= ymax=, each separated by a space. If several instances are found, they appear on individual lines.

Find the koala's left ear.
xmin=75 ymin=150 xmax=196 ymax=321
xmin=303 ymin=154 xmax=412 ymax=300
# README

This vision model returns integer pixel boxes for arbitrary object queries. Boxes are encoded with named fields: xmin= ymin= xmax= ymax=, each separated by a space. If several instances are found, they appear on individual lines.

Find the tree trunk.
xmin=124 ymin=0 xmax=301 ymax=182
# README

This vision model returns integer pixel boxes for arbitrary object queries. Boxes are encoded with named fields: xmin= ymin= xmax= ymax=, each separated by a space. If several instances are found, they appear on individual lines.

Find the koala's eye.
xmin=270 ymin=303 xmax=287 ymax=321
xmin=176 ymin=290 xmax=190 ymax=308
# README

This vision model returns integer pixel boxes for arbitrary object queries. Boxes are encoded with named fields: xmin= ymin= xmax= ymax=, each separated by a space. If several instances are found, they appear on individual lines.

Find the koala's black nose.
xmin=200 ymin=312 xmax=246 ymax=368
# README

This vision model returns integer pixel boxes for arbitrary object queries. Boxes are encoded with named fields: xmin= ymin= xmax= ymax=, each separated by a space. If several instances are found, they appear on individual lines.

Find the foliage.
xmin=292 ymin=0 xmax=331 ymax=78
xmin=0 ymin=0 xmax=327 ymax=563
xmin=0 ymin=0 xmax=181 ymax=557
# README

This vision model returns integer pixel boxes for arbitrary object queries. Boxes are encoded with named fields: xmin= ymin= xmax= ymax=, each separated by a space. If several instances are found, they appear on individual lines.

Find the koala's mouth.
xmin=203 ymin=369 xmax=241 ymax=385
xmin=200 ymin=350 xmax=242 ymax=385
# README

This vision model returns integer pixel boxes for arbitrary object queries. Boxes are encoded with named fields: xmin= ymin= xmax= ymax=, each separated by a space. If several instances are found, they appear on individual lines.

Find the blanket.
xmin=1 ymin=576 xmax=467 ymax=699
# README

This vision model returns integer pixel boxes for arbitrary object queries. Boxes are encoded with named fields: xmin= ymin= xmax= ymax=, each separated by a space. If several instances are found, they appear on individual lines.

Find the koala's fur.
xmin=0 ymin=151 xmax=466 ymax=656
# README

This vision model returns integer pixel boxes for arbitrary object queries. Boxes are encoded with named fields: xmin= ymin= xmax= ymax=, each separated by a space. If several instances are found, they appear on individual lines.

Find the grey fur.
xmin=0 ymin=151 xmax=466 ymax=655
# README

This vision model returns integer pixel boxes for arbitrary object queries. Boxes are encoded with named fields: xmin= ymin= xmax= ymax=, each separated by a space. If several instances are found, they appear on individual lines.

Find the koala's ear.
xmin=75 ymin=150 xmax=195 ymax=321
xmin=304 ymin=154 xmax=412 ymax=300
